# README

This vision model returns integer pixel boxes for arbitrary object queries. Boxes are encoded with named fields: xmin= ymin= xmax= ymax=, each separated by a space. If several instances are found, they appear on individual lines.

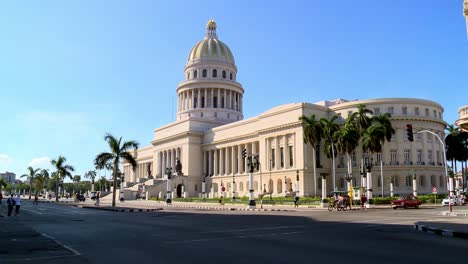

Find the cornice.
xmin=390 ymin=116 xmax=447 ymax=127
xmin=152 ymin=131 xmax=204 ymax=145
xmin=329 ymin=98 xmax=444 ymax=112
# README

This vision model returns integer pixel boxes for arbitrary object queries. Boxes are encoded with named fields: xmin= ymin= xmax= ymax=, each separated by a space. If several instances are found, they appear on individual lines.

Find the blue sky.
xmin=0 ymin=1 xmax=467 ymax=180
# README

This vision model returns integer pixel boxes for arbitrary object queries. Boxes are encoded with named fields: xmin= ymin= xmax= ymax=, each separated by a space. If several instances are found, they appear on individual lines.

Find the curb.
xmin=441 ymin=211 xmax=468 ymax=216
xmin=81 ymin=206 xmax=164 ymax=213
xmin=37 ymin=200 xmax=75 ymax=204
xmin=414 ymin=224 xmax=468 ymax=239
xmin=163 ymin=204 xmax=289 ymax=212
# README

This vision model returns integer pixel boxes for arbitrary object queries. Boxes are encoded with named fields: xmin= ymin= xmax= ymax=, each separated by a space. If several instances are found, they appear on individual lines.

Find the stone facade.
xmin=122 ymin=21 xmax=448 ymax=198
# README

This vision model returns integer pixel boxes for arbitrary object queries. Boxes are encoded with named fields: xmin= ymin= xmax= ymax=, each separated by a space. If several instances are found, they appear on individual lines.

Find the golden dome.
xmin=187 ymin=20 xmax=235 ymax=65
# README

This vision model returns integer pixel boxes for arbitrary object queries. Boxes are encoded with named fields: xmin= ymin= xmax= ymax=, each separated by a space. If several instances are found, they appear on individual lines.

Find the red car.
xmin=391 ymin=195 xmax=422 ymax=209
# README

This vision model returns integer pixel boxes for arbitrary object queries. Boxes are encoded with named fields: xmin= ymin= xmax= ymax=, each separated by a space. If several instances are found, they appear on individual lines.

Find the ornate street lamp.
xmin=165 ymin=167 xmax=173 ymax=204
xmin=120 ymin=173 xmax=125 ymax=202
xmin=202 ymin=176 xmax=206 ymax=201
xmin=364 ymin=154 xmax=374 ymax=207
xmin=296 ymin=170 xmax=300 ymax=196
xmin=232 ymin=174 xmax=236 ymax=200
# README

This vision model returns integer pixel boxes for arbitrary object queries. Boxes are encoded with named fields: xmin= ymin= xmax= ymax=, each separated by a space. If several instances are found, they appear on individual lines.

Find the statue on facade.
xmin=147 ymin=162 xmax=153 ymax=179
xmin=176 ymin=158 xmax=182 ymax=175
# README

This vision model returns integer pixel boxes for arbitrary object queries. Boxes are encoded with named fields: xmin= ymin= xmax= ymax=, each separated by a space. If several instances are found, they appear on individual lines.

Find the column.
xmin=208 ymin=150 xmax=213 ymax=176
xmin=231 ymin=146 xmax=235 ymax=175
xmin=219 ymin=148 xmax=224 ymax=175
xmin=285 ymin=135 xmax=289 ymax=169
xmin=213 ymin=149 xmax=218 ymax=176
xmin=204 ymin=89 xmax=207 ymax=108
xmin=238 ymin=145 xmax=243 ymax=174
xmin=191 ymin=90 xmax=195 ymax=109
xmin=203 ymin=151 xmax=207 ymax=175
xmin=239 ymin=94 xmax=242 ymax=112
xmin=197 ymin=89 xmax=201 ymax=109
xmin=225 ymin=148 xmax=229 ymax=174
xmin=217 ymin=88 xmax=221 ymax=109
xmin=223 ymin=89 xmax=227 ymax=109
xmin=275 ymin=136 xmax=280 ymax=170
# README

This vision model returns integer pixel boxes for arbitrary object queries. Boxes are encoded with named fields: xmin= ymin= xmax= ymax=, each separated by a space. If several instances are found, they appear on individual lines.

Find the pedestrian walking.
xmin=294 ymin=194 xmax=300 ymax=208
xmin=6 ymin=194 xmax=15 ymax=216
xmin=14 ymin=194 xmax=22 ymax=216
xmin=95 ymin=192 xmax=100 ymax=206
xmin=360 ymin=194 xmax=367 ymax=210
xmin=34 ymin=193 xmax=39 ymax=205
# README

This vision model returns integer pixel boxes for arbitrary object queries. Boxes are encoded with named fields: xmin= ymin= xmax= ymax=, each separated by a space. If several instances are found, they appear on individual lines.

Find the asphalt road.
xmin=1 ymin=201 xmax=467 ymax=264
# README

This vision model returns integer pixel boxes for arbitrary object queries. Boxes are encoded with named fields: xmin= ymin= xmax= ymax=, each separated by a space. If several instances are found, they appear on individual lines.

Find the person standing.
xmin=14 ymin=194 xmax=22 ymax=216
xmin=0 ymin=192 xmax=3 ymax=206
xmin=294 ymin=194 xmax=300 ymax=208
xmin=7 ymin=194 xmax=15 ymax=216
xmin=95 ymin=192 xmax=100 ymax=206
xmin=360 ymin=194 xmax=367 ymax=210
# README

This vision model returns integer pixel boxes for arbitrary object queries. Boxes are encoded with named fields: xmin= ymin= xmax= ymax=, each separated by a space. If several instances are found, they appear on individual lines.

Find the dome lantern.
xmin=206 ymin=19 xmax=217 ymax=39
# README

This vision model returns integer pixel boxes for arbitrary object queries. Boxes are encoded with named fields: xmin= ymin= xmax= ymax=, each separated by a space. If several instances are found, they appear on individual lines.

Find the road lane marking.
xmin=41 ymin=233 xmax=81 ymax=256
xmin=165 ymin=231 xmax=303 ymax=244
xmin=198 ymin=225 xmax=305 ymax=234
xmin=21 ymin=208 xmax=43 ymax=215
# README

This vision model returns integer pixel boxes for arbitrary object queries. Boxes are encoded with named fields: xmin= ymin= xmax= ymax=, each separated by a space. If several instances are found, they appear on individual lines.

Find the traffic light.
xmin=406 ymin=124 xmax=414 ymax=142
xmin=242 ymin=148 xmax=247 ymax=159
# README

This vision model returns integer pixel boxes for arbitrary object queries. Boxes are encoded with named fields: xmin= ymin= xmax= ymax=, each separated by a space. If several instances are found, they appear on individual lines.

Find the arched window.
xmin=222 ymin=70 xmax=226 ymax=79
xmin=202 ymin=69 xmax=207 ymax=77
xmin=187 ymin=72 xmax=190 ymax=79
xmin=277 ymin=179 xmax=283 ymax=194
xmin=212 ymin=69 xmax=217 ymax=78
xmin=194 ymin=70 xmax=198 ymax=78
xmin=230 ymin=72 xmax=233 ymax=80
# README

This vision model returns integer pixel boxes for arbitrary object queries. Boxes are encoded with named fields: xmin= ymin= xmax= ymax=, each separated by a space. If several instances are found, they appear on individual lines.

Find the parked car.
xmin=441 ymin=196 xmax=462 ymax=206
xmin=90 ymin=192 xmax=97 ymax=200
xmin=76 ymin=194 xmax=86 ymax=202
xmin=391 ymin=194 xmax=422 ymax=209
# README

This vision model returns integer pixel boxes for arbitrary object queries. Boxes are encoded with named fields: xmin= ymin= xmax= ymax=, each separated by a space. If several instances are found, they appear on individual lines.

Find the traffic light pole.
xmin=416 ymin=130 xmax=451 ymax=212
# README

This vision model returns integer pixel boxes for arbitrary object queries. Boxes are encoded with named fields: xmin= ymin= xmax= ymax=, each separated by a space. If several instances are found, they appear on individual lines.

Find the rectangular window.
xmin=439 ymin=112 xmax=442 ymax=119
xmin=420 ymin=175 xmax=425 ymax=186
xmin=376 ymin=152 xmax=382 ymax=165
xmin=374 ymin=108 xmax=380 ymax=115
xmin=404 ymin=149 xmax=410 ymax=164
xmin=415 ymin=107 xmax=420 ymax=116
xmin=289 ymin=145 xmax=294 ymax=167
xmin=428 ymin=150 xmax=433 ymax=162
xmin=352 ymin=152 xmax=357 ymax=167
xmin=430 ymin=175 xmax=436 ymax=186
xmin=439 ymin=176 xmax=444 ymax=187
xmin=271 ymin=149 xmax=275 ymax=168
xmin=402 ymin=106 xmax=407 ymax=115
xmin=417 ymin=149 xmax=422 ymax=163
xmin=425 ymin=108 xmax=429 ymax=116
xmin=390 ymin=150 xmax=397 ymax=165
xmin=339 ymin=155 xmax=344 ymax=167
xmin=406 ymin=176 xmax=411 ymax=186
xmin=280 ymin=147 xmax=284 ymax=168
xmin=213 ymin=97 xmax=218 ymax=108
xmin=315 ymin=145 xmax=321 ymax=167
xmin=388 ymin=107 xmax=394 ymax=115
xmin=433 ymin=110 xmax=437 ymax=118
xmin=221 ymin=97 xmax=225 ymax=108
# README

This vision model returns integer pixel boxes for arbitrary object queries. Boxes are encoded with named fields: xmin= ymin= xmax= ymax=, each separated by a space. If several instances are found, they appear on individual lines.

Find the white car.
xmin=441 ymin=196 xmax=461 ymax=206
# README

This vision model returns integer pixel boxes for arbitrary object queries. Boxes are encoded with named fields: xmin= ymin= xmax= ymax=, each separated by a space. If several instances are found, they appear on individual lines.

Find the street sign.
xmin=432 ymin=186 xmax=438 ymax=194
xmin=221 ymin=186 xmax=226 ymax=192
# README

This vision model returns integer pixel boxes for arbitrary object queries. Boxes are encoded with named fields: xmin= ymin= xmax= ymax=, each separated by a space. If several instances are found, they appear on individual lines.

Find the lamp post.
xmin=120 ymin=173 xmax=125 ymax=202
xmin=412 ymin=169 xmax=417 ymax=197
xmin=269 ymin=159 xmax=272 ymax=202
xmin=166 ymin=167 xmax=172 ymax=204
xmin=232 ymin=174 xmax=236 ymax=200
xmin=365 ymin=154 xmax=373 ymax=208
xmin=247 ymin=154 xmax=258 ymax=208
xmin=284 ymin=176 xmax=287 ymax=197
xmin=296 ymin=170 xmax=300 ymax=196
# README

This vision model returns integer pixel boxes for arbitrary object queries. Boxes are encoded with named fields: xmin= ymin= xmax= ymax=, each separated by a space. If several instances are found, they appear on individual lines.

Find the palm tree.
xmin=299 ymin=113 xmax=323 ymax=197
xmin=349 ymin=104 xmax=373 ymax=133
xmin=40 ymin=169 xmax=50 ymax=195
xmin=73 ymin=175 xmax=81 ymax=195
xmin=335 ymin=116 xmax=360 ymax=189
xmin=51 ymin=156 xmax=75 ymax=202
xmin=21 ymin=166 xmax=41 ymax=200
xmin=320 ymin=115 xmax=340 ymax=192
xmin=94 ymin=133 xmax=139 ymax=207
xmin=84 ymin=170 xmax=97 ymax=192
xmin=371 ymin=112 xmax=395 ymax=196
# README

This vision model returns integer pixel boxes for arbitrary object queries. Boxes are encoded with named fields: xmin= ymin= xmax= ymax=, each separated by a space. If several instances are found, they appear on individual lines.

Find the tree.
xmin=0 ymin=178 xmax=7 ymax=193
xmin=51 ymin=156 xmax=75 ymax=202
xmin=335 ymin=116 xmax=360 ymax=188
xmin=94 ymin=133 xmax=139 ymax=207
xmin=84 ymin=170 xmax=97 ymax=192
xmin=73 ymin=175 xmax=81 ymax=195
xmin=299 ymin=113 xmax=323 ymax=197
xmin=349 ymin=104 xmax=373 ymax=134
xmin=21 ymin=166 xmax=41 ymax=200
xmin=320 ymin=115 xmax=340 ymax=191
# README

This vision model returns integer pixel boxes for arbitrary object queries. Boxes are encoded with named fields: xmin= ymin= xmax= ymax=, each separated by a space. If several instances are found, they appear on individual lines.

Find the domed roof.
xmin=187 ymin=20 xmax=235 ymax=65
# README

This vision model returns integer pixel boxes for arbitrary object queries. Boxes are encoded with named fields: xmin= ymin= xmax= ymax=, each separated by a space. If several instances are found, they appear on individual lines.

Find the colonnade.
xmin=265 ymin=134 xmax=296 ymax=170
xmin=157 ymin=148 xmax=182 ymax=178
xmin=203 ymin=141 xmax=259 ymax=177
xmin=178 ymin=88 xmax=242 ymax=112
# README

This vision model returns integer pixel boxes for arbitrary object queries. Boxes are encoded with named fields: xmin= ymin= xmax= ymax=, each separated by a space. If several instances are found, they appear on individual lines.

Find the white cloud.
xmin=0 ymin=154 xmax=13 ymax=165
xmin=29 ymin=156 xmax=51 ymax=167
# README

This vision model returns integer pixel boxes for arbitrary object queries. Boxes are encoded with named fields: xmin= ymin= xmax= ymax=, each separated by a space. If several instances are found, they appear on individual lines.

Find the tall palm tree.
xmin=40 ymin=169 xmax=50 ymax=194
xmin=299 ymin=113 xmax=323 ymax=197
xmin=84 ymin=170 xmax=97 ymax=192
xmin=21 ymin=166 xmax=41 ymax=200
xmin=349 ymin=104 xmax=373 ymax=134
xmin=336 ymin=116 xmax=360 ymax=187
xmin=51 ymin=156 xmax=75 ymax=202
xmin=73 ymin=175 xmax=81 ymax=195
xmin=372 ymin=112 xmax=395 ymax=196
xmin=320 ymin=115 xmax=340 ymax=192
xmin=94 ymin=133 xmax=139 ymax=207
